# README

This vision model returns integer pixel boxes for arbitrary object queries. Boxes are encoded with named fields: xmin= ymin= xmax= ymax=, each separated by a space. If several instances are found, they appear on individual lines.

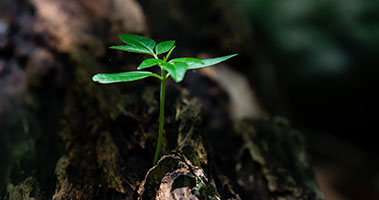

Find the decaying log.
xmin=1 ymin=0 xmax=323 ymax=199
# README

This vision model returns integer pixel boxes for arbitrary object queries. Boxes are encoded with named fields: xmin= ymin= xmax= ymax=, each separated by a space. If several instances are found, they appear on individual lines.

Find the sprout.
xmin=92 ymin=34 xmax=237 ymax=165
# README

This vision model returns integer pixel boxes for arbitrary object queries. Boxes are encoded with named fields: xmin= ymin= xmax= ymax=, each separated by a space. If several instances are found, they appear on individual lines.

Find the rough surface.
xmin=7 ymin=177 xmax=41 ymax=200
xmin=138 ymin=98 xmax=220 ymax=200
xmin=138 ymin=153 xmax=219 ymax=200
xmin=233 ymin=118 xmax=323 ymax=199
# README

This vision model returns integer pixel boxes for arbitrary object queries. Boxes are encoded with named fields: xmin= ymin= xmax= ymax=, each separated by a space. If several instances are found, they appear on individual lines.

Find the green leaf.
xmin=161 ymin=62 xmax=189 ymax=83
xmin=92 ymin=71 xmax=156 ymax=84
xmin=119 ymin=34 xmax=156 ymax=54
xmin=155 ymin=41 xmax=175 ymax=55
xmin=109 ymin=45 xmax=151 ymax=54
xmin=187 ymin=54 xmax=238 ymax=70
xmin=137 ymin=58 xmax=164 ymax=70
xmin=169 ymin=57 xmax=203 ymax=64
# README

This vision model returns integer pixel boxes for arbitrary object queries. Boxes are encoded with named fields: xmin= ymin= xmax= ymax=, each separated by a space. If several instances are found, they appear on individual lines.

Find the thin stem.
xmin=153 ymin=67 xmax=166 ymax=165
xmin=151 ymin=73 xmax=163 ymax=80
xmin=164 ymin=46 xmax=176 ymax=62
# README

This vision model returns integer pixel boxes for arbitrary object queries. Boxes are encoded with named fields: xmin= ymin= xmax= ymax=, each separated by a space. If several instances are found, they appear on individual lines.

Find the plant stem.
xmin=153 ymin=68 xmax=166 ymax=165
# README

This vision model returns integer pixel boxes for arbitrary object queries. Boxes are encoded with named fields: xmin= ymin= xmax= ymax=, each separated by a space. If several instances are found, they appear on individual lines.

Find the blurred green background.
xmin=237 ymin=0 xmax=379 ymax=139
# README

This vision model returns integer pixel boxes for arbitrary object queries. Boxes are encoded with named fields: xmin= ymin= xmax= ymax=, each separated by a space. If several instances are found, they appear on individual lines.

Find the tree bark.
xmin=1 ymin=0 xmax=323 ymax=199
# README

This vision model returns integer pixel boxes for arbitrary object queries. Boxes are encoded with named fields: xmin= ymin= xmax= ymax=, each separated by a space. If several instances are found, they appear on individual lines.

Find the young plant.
xmin=92 ymin=34 xmax=237 ymax=165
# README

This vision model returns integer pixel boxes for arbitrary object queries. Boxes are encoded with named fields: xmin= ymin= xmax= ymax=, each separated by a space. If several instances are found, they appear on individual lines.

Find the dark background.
xmin=140 ymin=0 xmax=379 ymax=199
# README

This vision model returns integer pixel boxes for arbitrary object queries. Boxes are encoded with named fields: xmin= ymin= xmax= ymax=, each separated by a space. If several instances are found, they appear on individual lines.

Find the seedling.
xmin=92 ymin=34 xmax=237 ymax=165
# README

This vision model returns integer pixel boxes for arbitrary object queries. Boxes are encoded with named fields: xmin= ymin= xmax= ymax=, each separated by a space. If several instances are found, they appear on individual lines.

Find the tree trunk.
xmin=1 ymin=0 xmax=323 ymax=199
